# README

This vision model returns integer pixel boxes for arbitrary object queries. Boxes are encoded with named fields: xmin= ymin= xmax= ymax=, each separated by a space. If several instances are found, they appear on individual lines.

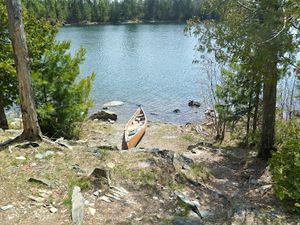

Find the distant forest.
xmin=23 ymin=0 xmax=211 ymax=24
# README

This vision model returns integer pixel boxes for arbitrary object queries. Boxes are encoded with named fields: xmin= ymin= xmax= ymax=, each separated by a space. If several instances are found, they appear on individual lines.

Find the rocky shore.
xmin=0 ymin=119 xmax=298 ymax=225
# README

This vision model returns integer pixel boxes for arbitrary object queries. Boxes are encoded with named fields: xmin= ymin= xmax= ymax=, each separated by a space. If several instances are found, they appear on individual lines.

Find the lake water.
xmin=56 ymin=24 xmax=209 ymax=124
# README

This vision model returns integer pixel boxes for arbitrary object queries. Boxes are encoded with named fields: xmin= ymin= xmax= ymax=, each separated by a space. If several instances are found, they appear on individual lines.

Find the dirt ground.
xmin=0 ymin=120 xmax=299 ymax=225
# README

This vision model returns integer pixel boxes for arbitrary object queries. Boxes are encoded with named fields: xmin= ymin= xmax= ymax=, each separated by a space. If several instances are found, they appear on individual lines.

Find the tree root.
xmin=0 ymin=133 xmax=66 ymax=151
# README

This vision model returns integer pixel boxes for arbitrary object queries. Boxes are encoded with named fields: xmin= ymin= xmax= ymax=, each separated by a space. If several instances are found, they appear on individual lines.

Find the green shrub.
xmin=270 ymin=119 xmax=300 ymax=210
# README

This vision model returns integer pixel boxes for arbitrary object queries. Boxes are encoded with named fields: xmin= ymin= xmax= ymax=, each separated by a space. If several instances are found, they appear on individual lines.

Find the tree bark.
xmin=5 ymin=0 xmax=42 ymax=140
xmin=0 ymin=95 xmax=9 ymax=130
xmin=252 ymin=81 xmax=261 ymax=134
xmin=258 ymin=62 xmax=277 ymax=160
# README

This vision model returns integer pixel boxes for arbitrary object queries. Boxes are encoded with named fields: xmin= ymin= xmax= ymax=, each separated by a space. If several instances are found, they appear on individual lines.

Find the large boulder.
xmin=89 ymin=110 xmax=117 ymax=121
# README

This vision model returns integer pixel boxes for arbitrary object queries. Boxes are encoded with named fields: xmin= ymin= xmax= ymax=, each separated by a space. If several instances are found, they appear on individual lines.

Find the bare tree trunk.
xmin=252 ymin=81 xmax=261 ymax=134
xmin=0 ymin=94 xmax=9 ymax=130
xmin=258 ymin=62 xmax=277 ymax=160
xmin=5 ymin=0 xmax=42 ymax=141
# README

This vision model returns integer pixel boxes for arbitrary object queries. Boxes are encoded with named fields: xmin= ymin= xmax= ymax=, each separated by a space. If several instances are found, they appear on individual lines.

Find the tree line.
xmin=23 ymin=0 xmax=210 ymax=24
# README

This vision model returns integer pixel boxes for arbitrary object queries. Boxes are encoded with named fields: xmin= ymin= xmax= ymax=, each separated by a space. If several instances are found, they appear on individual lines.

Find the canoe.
xmin=123 ymin=107 xmax=147 ymax=149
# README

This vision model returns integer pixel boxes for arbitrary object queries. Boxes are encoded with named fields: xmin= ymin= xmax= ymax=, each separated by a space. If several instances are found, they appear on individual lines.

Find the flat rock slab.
xmin=0 ymin=204 xmax=14 ymax=211
xmin=28 ymin=177 xmax=52 ymax=187
xmin=103 ymin=101 xmax=124 ymax=107
xmin=72 ymin=186 xmax=85 ymax=225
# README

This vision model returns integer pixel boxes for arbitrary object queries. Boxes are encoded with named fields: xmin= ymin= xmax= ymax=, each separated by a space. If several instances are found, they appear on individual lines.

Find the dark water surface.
xmin=56 ymin=24 xmax=207 ymax=124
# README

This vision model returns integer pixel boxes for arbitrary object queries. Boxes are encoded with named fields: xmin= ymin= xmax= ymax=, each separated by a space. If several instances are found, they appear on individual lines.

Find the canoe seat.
xmin=129 ymin=130 xmax=137 ymax=136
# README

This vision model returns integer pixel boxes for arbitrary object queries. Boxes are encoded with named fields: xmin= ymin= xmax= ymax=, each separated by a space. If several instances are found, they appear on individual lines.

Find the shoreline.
xmin=62 ymin=20 xmax=187 ymax=27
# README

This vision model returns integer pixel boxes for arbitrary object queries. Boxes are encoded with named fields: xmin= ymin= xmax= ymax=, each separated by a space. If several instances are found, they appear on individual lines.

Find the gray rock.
xmin=89 ymin=110 xmax=117 ymax=121
xmin=103 ymin=101 xmax=124 ymax=107
xmin=0 ymin=204 xmax=14 ymax=211
xmin=150 ymin=112 xmax=159 ymax=116
xmin=175 ymin=191 xmax=202 ymax=218
xmin=72 ymin=186 xmax=85 ymax=225
xmin=173 ymin=109 xmax=181 ymax=113
xmin=188 ymin=100 xmax=201 ymax=107
xmin=35 ymin=151 xmax=55 ymax=159
xmin=16 ymin=156 xmax=26 ymax=160
xmin=28 ymin=177 xmax=52 ymax=187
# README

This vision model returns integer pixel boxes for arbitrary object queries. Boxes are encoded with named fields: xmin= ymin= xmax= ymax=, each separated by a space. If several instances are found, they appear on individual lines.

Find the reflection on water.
xmin=56 ymin=24 xmax=209 ymax=124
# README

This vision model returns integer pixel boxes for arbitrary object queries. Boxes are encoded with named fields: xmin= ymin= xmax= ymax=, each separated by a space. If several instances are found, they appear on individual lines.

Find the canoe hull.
xmin=123 ymin=107 xmax=147 ymax=149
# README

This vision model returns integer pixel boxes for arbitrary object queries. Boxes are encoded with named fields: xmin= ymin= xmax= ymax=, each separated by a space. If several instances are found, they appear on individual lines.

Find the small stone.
xmin=173 ymin=109 xmax=181 ymax=113
xmin=35 ymin=151 xmax=55 ymax=160
xmin=93 ymin=191 xmax=100 ymax=197
xmin=49 ymin=207 xmax=58 ymax=213
xmin=152 ymin=196 xmax=158 ymax=200
xmin=29 ymin=195 xmax=45 ymax=203
xmin=0 ymin=204 xmax=14 ymax=211
xmin=16 ymin=156 xmax=26 ymax=160
xmin=88 ymin=207 xmax=96 ymax=216
xmin=99 ymin=195 xmax=111 ymax=203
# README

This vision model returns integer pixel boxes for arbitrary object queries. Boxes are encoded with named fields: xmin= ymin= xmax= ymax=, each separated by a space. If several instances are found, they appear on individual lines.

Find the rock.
xmin=49 ymin=207 xmax=58 ymax=213
xmin=89 ymin=110 xmax=117 ymax=121
xmin=72 ymin=186 xmax=85 ymax=225
xmin=174 ymin=191 xmax=202 ymax=218
xmin=29 ymin=195 xmax=45 ymax=203
xmin=99 ymin=196 xmax=112 ymax=203
xmin=55 ymin=138 xmax=73 ymax=149
xmin=0 ymin=204 xmax=14 ymax=211
xmin=204 ymin=109 xmax=216 ymax=117
xmin=188 ymin=100 xmax=201 ymax=107
xmin=35 ymin=151 xmax=55 ymax=160
xmin=137 ymin=161 xmax=153 ymax=168
xmin=16 ymin=156 xmax=26 ymax=160
xmin=89 ymin=167 xmax=112 ymax=187
xmin=108 ymin=119 xmax=115 ymax=124
xmin=173 ymin=109 xmax=181 ymax=113
xmin=93 ymin=191 xmax=100 ymax=197
xmin=249 ymin=178 xmax=258 ymax=185
xmin=28 ymin=177 xmax=52 ymax=187
xmin=103 ymin=101 xmax=124 ymax=107
xmin=89 ymin=207 xmax=96 ymax=216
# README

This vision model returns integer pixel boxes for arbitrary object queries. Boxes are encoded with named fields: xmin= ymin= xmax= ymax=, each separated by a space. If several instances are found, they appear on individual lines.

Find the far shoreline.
xmin=61 ymin=20 xmax=187 ymax=27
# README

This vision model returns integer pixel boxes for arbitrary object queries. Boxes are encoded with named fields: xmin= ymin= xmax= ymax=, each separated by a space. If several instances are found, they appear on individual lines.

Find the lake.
xmin=56 ymin=24 xmax=209 ymax=124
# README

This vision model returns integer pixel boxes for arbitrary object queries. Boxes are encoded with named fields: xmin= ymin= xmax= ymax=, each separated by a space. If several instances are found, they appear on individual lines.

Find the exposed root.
xmin=0 ymin=133 xmax=67 ymax=151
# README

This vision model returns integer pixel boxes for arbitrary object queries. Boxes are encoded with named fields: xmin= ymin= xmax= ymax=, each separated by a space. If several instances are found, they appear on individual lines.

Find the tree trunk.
xmin=0 ymin=95 xmax=9 ymax=130
xmin=5 ymin=0 xmax=42 ymax=140
xmin=252 ymin=81 xmax=261 ymax=134
xmin=258 ymin=63 xmax=277 ymax=160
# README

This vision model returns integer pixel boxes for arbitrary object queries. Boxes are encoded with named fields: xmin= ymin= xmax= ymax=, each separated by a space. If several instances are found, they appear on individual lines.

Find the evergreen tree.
xmin=187 ymin=0 xmax=299 ymax=159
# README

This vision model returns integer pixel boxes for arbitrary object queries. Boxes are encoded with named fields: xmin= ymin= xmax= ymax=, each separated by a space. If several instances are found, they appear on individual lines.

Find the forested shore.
xmin=24 ymin=0 xmax=214 ymax=24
